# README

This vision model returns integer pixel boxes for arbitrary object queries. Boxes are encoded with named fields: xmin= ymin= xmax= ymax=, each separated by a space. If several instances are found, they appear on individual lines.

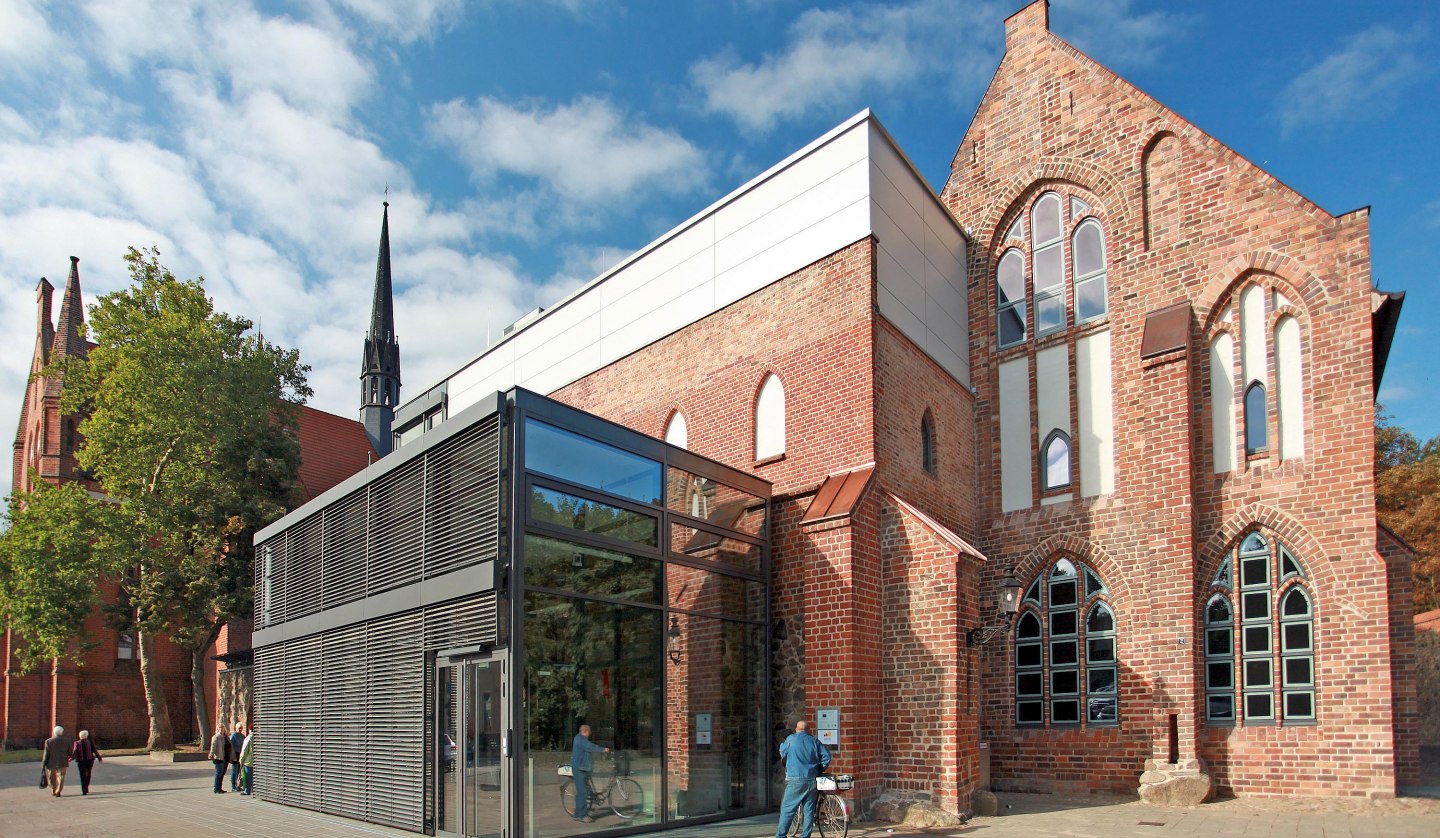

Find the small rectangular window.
xmin=1207 ymin=695 xmax=1235 ymax=722
xmin=1017 ymin=701 xmax=1044 ymax=725
xmin=1087 ymin=697 xmax=1118 ymax=724
xmin=1051 ymin=640 xmax=1078 ymax=666
xmin=1052 ymin=700 xmax=1080 ymax=724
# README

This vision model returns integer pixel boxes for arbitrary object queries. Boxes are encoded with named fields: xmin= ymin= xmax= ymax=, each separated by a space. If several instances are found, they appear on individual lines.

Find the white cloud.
xmin=327 ymin=0 xmax=464 ymax=43
xmin=690 ymin=0 xmax=997 ymax=133
xmin=0 ymin=0 xmax=58 ymax=70
xmin=81 ymin=0 xmax=206 ymax=75
xmin=1276 ymin=25 xmax=1432 ymax=136
xmin=428 ymin=95 xmax=706 ymax=206
xmin=1049 ymin=0 xmax=1191 ymax=69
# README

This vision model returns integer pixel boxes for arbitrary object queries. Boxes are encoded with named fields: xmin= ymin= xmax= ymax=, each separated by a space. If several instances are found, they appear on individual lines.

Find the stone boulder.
xmin=1137 ymin=758 xmax=1214 ymax=807
xmin=971 ymin=789 xmax=999 ymax=816
xmin=901 ymin=801 xmax=965 ymax=829
xmin=867 ymin=793 xmax=907 ymax=824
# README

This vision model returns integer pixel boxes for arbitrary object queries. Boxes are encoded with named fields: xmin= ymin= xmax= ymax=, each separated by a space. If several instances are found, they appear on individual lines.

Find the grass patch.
xmin=0 ymin=748 xmax=42 ymax=764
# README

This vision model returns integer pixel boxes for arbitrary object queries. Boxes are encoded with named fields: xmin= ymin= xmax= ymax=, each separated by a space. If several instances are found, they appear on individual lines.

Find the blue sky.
xmin=0 ymin=0 xmax=1436 ymax=500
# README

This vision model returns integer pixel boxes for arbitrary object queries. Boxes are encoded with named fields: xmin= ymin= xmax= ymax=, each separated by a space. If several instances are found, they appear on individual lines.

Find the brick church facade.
xmin=4 ymin=241 xmax=380 ymax=748
xmin=336 ymin=1 xmax=1414 ymax=821
xmin=16 ymin=0 xmax=1415 ymax=827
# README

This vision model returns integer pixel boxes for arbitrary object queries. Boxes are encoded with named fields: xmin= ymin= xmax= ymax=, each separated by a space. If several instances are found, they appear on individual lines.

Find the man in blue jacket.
xmin=775 ymin=720 xmax=831 ymax=838
xmin=571 ymin=724 xmax=609 ymax=822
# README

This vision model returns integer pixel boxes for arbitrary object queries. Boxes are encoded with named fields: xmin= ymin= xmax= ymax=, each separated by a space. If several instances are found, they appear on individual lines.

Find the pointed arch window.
xmin=921 ymin=411 xmax=937 ymax=475
xmin=755 ymin=374 xmax=785 ymax=461
xmin=1205 ymin=530 xmax=1316 ymax=725
xmin=1072 ymin=219 xmax=1108 ymax=322
xmin=1014 ymin=556 xmax=1119 ymax=726
xmin=1244 ymin=382 xmax=1267 ymax=454
xmin=1032 ymin=193 xmax=1066 ymax=336
xmin=664 ymin=411 xmax=688 ymax=450
xmin=1042 ymin=430 xmax=1071 ymax=491
xmin=996 ymin=250 xmax=1026 ymax=347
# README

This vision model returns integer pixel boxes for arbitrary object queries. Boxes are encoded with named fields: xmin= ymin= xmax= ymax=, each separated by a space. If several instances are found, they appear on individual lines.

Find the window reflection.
xmin=665 ymin=614 xmax=765 ymax=821
xmin=523 ymin=592 xmax=661 ymax=837
xmin=666 ymin=563 xmax=766 ymax=621
xmin=524 ymin=535 xmax=660 ymax=604
xmin=526 ymin=420 xmax=662 ymax=505
xmin=530 ymin=486 xmax=659 ymax=547
xmin=669 ymin=523 xmax=762 ymax=574
xmin=665 ymin=469 xmax=765 ymax=536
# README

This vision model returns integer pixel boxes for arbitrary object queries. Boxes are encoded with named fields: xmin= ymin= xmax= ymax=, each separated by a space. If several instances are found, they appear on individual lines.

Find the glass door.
xmin=437 ymin=653 xmax=508 ymax=838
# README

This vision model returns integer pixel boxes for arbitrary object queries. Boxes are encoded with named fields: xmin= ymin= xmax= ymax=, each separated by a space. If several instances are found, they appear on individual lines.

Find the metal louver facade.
xmin=252 ymin=395 xmax=506 ymax=832
xmin=250 ymin=389 xmax=771 ymax=837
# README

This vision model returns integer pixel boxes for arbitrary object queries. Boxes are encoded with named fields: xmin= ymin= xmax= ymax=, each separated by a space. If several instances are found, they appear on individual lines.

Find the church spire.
xmin=53 ymin=256 xmax=87 ymax=360
xmin=361 ymin=202 xmax=400 ymax=457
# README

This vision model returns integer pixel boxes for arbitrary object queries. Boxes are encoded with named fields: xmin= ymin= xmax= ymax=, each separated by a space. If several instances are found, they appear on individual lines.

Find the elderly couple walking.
xmin=41 ymin=726 xmax=104 ymax=797
xmin=209 ymin=722 xmax=256 ymax=795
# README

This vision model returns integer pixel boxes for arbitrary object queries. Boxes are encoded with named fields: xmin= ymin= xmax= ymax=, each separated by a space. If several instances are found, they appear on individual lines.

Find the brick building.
xmin=4 ymin=234 xmax=380 ymax=748
xmin=251 ymin=2 xmax=1415 ymax=835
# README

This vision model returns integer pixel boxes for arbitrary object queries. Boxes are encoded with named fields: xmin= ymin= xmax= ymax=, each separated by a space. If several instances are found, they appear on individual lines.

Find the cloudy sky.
xmin=1 ymin=0 xmax=1436 ymax=499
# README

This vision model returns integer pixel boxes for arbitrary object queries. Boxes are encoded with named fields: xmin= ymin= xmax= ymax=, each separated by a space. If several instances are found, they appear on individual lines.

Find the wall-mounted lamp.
xmin=667 ymin=616 xmax=683 ymax=664
xmin=967 ymin=563 xmax=1022 ymax=647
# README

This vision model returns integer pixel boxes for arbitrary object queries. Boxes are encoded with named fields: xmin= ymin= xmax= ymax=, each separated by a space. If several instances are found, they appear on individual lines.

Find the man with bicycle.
xmin=775 ymin=720 xmax=831 ymax=838
xmin=571 ymin=724 xmax=610 ymax=823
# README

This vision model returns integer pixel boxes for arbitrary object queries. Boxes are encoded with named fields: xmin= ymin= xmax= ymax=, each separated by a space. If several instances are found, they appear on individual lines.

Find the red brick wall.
xmin=941 ymin=1 xmax=1398 ymax=797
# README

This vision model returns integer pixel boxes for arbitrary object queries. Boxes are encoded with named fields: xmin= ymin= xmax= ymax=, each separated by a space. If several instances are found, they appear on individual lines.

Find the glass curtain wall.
xmin=517 ymin=415 xmax=768 ymax=837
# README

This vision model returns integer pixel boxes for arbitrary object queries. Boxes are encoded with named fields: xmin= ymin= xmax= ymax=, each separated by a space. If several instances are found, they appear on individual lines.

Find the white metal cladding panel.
xmin=512 ymin=293 xmax=602 ymax=384
xmin=713 ymin=121 xmax=868 ymax=240
xmin=600 ymin=278 xmax=716 ymax=367
xmin=1076 ymin=330 xmax=1116 ymax=497
xmin=368 ymin=458 xmax=425 ymax=595
xmin=366 ymin=610 xmax=425 ymax=831
xmin=870 ymin=130 xmax=972 ymax=388
xmin=252 ymin=646 xmax=280 ymax=801
xmin=425 ymin=418 xmax=502 ymax=578
xmin=321 ymin=489 xmax=367 ymax=608
xmin=1210 ymin=332 xmax=1237 ymax=474
xmin=287 ymin=634 xmax=324 ymax=811
xmin=434 ymin=117 xmax=875 ymax=420
xmin=321 ymin=624 xmax=368 ymax=818
xmin=1035 ymin=345 xmax=1071 ymax=445
xmin=446 ymin=342 xmax=517 ymax=418
xmin=999 ymin=357 xmax=1033 ymax=512
xmin=713 ymin=158 xmax=869 ymax=280
xmin=284 ymin=514 xmax=323 ymax=621
xmin=597 ymin=220 xmax=714 ymax=332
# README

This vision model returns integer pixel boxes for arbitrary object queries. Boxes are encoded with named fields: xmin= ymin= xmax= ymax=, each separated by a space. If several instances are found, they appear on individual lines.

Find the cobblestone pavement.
xmin=4 ymin=757 xmax=1440 ymax=838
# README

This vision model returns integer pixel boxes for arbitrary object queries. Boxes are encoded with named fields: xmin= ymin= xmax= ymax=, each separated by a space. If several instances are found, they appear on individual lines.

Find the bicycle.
xmin=557 ymin=754 xmax=645 ymax=821
xmin=786 ymin=773 xmax=851 ymax=838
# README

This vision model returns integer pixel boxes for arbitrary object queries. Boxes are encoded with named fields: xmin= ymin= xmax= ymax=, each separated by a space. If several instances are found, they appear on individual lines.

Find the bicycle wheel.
xmin=815 ymin=793 xmax=848 ymax=838
xmin=559 ymin=779 xmax=577 ymax=817
xmin=609 ymin=777 xmax=644 ymax=819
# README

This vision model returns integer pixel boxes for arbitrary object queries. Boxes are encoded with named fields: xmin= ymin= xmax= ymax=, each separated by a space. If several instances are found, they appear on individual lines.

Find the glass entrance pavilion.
xmin=252 ymin=389 xmax=772 ymax=837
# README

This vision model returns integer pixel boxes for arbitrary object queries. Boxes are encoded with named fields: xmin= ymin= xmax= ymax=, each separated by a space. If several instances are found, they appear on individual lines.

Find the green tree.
xmin=1375 ymin=408 xmax=1440 ymax=612
xmin=0 ymin=478 xmax=120 ymax=671
xmin=46 ymin=246 xmax=310 ymax=749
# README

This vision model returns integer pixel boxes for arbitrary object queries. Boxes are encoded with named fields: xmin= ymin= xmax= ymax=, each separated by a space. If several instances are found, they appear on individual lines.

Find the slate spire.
xmin=361 ymin=202 xmax=400 ymax=456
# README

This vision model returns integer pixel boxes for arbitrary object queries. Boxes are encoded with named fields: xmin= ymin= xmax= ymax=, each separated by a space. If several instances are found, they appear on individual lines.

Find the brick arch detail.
xmin=975 ymin=157 xmax=1137 ymax=258
xmin=660 ymin=405 xmax=687 ymax=443
xmin=1198 ymin=252 xmax=1332 ymax=328
xmin=1016 ymin=533 xmax=1131 ymax=610
xmin=1196 ymin=503 xmax=1336 ymax=595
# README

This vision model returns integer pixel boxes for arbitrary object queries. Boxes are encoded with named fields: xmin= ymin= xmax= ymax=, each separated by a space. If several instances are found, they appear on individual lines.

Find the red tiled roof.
xmin=294 ymin=404 xmax=375 ymax=501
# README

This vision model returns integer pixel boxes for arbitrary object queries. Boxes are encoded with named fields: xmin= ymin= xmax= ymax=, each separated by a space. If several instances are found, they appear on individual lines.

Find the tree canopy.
xmin=1375 ymin=408 xmax=1440 ymax=613
xmin=0 ymin=246 xmax=310 ymax=748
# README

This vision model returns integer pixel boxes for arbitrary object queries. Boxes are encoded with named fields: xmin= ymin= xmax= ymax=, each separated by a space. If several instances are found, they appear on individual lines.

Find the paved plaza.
xmin=2 ymin=755 xmax=1439 ymax=838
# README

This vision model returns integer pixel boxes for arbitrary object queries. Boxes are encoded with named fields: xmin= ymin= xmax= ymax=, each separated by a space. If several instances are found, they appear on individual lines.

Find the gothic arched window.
xmin=1015 ymin=557 xmax=1118 ymax=726
xmin=754 ymin=374 xmax=785 ymax=461
xmin=1042 ymin=430 xmax=1071 ymax=491
xmin=921 ymin=411 xmax=937 ymax=475
xmin=1204 ymin=530 xmax=1316 ymax=725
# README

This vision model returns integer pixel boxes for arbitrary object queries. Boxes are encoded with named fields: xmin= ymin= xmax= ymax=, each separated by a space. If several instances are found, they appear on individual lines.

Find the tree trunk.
xmin=137 ymin=629 xmax=174 ymax=750
xmin=191 ymin=626 xmax=220 ymax=747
